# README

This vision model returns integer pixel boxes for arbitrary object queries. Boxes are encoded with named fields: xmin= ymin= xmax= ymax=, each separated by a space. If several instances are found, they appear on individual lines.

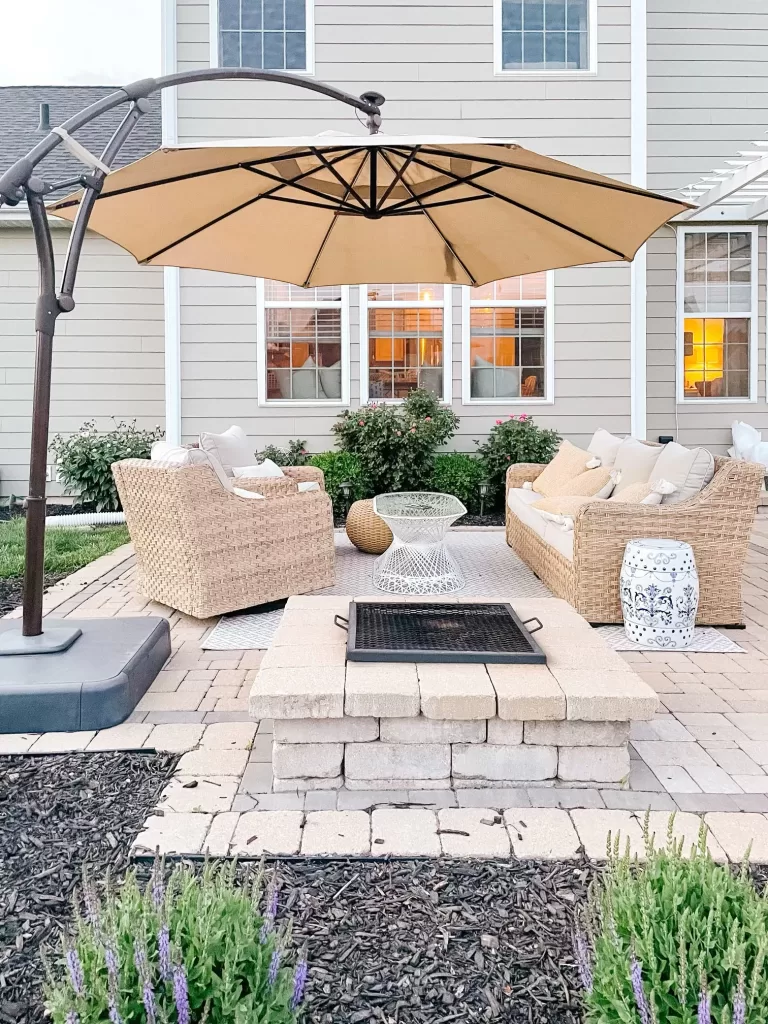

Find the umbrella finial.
xmin=360 ymin=91 xmax=385 ymax=135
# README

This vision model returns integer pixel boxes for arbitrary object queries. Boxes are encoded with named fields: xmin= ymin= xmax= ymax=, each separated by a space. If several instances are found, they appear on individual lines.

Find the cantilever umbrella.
xmin=50 ymin=133 xmax=690 ymax=287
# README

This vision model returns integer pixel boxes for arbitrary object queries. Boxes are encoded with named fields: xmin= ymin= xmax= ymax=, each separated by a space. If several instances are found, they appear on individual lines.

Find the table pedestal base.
xmin=373 ymin=538 xmax=464 ymax=595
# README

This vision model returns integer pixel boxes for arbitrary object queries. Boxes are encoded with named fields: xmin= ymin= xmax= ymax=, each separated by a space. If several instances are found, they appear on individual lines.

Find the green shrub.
xmin=309 ymin=451 xmax=367 ymax=515
xmin=475 ymin=415 xmax=560 ymax=504
xmin=45 ymin=859 xmax=306 ymax=1024
xmin=430 ymin=453 xmax=486 ymax=514
xmin=256 ymin=439 xmax=311 ymax=467
xmin=50 ymin=420 xmax=164 ymax=512
xmin=332 ymin=389 xmax=458 ymax=494
xmin=577 ymin=813 xmax=768 ymax=1024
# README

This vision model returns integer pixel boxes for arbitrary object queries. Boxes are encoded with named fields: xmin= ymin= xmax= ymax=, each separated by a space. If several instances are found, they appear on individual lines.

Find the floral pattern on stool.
xmin=620 ymin=538 xmax=699 ymax=649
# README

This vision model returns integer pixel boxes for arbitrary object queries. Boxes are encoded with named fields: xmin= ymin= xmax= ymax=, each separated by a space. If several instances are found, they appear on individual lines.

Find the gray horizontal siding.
xmin=0 ymin=228 xmax=164 ymax=498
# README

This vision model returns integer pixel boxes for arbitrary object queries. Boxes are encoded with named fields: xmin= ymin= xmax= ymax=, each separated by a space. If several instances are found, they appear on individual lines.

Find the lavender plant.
xmin=576 ymin=813 xmax=768 ymax=1024
xmin=45 ymin=860 xmax=307 ymax=1024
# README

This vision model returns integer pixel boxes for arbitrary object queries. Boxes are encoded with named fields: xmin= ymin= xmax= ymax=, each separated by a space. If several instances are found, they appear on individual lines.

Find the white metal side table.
xmin=372 ymin=492 xmax=467 ymax=594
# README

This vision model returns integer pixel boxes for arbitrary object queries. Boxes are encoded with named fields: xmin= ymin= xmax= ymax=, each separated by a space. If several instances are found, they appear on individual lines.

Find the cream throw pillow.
xmin=199 ymin=425 xmax=253 ymax=470
xmin=557 ymin=466 xmax=616 ymax=498
xmin=609 ymin=479 xmax=677 ymax=505
xmin=588 ymin=428 xmax=624 ymax=469
xmin=652 ymin=441 xmax=715 ymax=504
xmin=233 ymin=487 xmax=265 ymax=499
xmin=232 ymin=459 xmax=285 ymax=479
xmin=531 ymin=441 xmax=596 ymax=497
xmin=612 ymin=437 xmax=664 ymax=492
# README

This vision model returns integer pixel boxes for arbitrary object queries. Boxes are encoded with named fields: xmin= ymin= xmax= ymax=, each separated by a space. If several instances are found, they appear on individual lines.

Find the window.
xmin=217 ymin=0 xmax=312 ymax=72
xmin=677 ymin=228 xmax=757 ymax=402
xmin=256 ymin=280 xmax=349 ymax=404
xmin=495 ymin=0 xmax=593 ymax=72
xmin=361 ymin=285 xmax=451 ymax=403
xmin=462 ymin=273 xmax=552 ymax=402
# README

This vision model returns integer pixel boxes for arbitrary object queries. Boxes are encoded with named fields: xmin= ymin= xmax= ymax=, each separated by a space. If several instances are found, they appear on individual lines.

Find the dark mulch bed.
xmin=333 ymin=512 xmax=505 ymax=529
xmin=0 ymin=752 xmax=178 ymax=1024
xmin=0 ymin=502 xmax=98 ymax=524
xmin=0 ymin=573 xmax=68 ymax=618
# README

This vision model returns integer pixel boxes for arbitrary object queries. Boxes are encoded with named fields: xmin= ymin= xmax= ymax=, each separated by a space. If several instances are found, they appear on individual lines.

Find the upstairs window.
xmin=496 ymin=0 xmax=592 ymax=72
xmin=218 ymin=0 xmax=311 ymax=71
xmin=677 ymin=228 xmax=757 ymax=402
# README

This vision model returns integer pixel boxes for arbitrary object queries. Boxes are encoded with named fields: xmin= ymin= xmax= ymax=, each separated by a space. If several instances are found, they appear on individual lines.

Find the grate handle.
xmin=334 ymin=614 xmax=349 ymax=632
xmin=522 ymin=616 xmax=543 ymax=635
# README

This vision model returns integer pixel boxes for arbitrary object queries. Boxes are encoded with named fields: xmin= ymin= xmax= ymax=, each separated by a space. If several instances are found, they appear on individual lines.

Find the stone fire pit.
xmin=249 ymin=596 xmax=659 ymax=793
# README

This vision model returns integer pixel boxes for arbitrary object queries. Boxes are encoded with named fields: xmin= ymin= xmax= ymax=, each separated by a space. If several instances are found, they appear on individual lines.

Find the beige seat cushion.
xmin=543 ymin=521 xmax=574 ymax=561
xmin=507 ymin=488 xmax=548 ymax=539
xmin=199 ymin=425 xmax=253 ymax=470
xmin=532 ymin=494 xmax=600 ymax=517
xmin=608 ymin=479 xmax=676 ymax=506
xmin=531 ymin=441 xmax=595 ymax=497
xmin=612 ymin=438 xmax=663 ymax=493
xmin=652 ymin=441 xmax=715 ymax=504
xmin=588 ymin=428 xmax=624 ymax=469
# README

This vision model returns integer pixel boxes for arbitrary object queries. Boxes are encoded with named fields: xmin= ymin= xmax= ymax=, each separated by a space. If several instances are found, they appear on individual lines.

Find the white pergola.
xmin=675 ymin=137 xmax=768 ymax=223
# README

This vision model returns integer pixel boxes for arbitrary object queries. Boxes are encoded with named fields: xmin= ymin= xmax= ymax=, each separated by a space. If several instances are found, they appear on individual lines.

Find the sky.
xmin=0 ymin=0 xmax=161 ymax=85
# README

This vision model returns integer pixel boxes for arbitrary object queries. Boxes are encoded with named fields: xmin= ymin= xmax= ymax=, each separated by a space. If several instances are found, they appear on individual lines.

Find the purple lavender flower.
xmin=260 ymin=883 xmax=279 ymax=942
xmin=733 ymin=981 xmax=746 ymax=1024
xmin=268 ymin=948 xmax=281 ymax=987
xmin=173 ymin=963 xmax=190 ymax=1024
xmin=151 ymin=872 xmax=165 ymax=911
xmin=157 ymin=923 xmax=171 ymax=982
xmin=291 ymin=959 xmax=308 ymax=1011
xmin=698 ymin=988 xmax=711 ymax=1024
xmin=66 ymin=947 xmax=84 ymax=997
xmin=267 ymin=884 xmax=279 ymax=920
xmin=105 ymin=944 xmax=120 ymax=987
xmin=66 ymin=1011 xmax=79 ymax=1024
xmin=108 ymin=997 xmax=123 ymax=1024
xmin=573 ymin=930 xmax=593 ymax=994
xmin=134 ymin=945 xmax=157 ymax=1024
xmin=630 ymin=957 xmax=651 ymax=1024
xmin=82 ymin=877 xmax=99 ymax=929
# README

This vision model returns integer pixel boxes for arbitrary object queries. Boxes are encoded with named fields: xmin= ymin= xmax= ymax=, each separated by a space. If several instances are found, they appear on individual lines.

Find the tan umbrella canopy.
xmin=50 ymin=133 xmax=690 ymax=288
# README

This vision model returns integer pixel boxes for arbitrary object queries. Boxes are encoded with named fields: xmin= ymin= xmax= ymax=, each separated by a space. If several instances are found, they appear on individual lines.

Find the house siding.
xmin=174 ymin=0 xmax=633 ymax=454
xmin=0 ymin=227 xmax=165 ymax=497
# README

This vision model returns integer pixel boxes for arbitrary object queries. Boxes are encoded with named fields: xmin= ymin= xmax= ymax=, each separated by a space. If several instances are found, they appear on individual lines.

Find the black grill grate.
xmin=344 ymin=602 xmax=546 ymax=664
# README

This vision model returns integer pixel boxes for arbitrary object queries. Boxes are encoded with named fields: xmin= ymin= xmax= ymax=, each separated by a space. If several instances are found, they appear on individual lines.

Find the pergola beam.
xmin=675 ymin=151 xmax=768 ymax=221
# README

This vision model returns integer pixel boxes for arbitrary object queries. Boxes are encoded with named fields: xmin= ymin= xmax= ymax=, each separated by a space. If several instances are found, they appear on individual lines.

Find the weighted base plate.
xmin=0 ymin=625 xmax=82 ymax=655
xmin=0 ymin=617 xmax=171 ymax=733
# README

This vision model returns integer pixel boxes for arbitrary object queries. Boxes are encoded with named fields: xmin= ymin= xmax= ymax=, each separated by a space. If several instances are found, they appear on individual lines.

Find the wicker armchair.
xmin=505 ymin=456 xmax=764 ymax=626
xmin=233 ymin=465 xmax=325 ymax=498
xmin=113 ymin=459 xmax=335 ymax=619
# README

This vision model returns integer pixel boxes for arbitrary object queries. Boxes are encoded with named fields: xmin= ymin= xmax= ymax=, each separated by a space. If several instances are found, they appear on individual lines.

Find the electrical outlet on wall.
xmin=46 ymin=466 xmax=53 ymax=481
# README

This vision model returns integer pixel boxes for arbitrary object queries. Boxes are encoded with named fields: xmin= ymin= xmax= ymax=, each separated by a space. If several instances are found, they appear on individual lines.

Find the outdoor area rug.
xmin=598 ymin=624 xmax=746 ymax=654
xmin=202 ymin=530 xmax=551 ymax=650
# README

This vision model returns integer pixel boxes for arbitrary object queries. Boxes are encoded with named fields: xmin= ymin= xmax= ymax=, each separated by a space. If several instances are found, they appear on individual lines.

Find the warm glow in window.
xmin=365 ymin=285 xmax=445 ymax=400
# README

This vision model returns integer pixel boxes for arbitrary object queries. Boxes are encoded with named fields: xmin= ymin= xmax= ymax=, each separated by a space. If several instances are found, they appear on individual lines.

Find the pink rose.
xmin=508 ymin=414 xmax=516 ymax=419
xmin=425 ymin=416 xmax=431 ymax=422
xmin=396 ymin=430 xmax=401 ymax=436
xmin=495 ymin=419 xmax=503 ymax=425
xmin=410 ymin=426 xmax=416 ymax=433
xmin=518 ymin=413 xmax=528 ymax=421
xmin=358 ymin=420 xmax=365 ymax=426
xmin=506 ymin=455 xmax=511 ymax=460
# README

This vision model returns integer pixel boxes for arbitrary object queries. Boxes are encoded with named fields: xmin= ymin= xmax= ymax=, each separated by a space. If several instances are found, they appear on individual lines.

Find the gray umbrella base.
xmin=0 ymin=616 xmax=171 ymax=734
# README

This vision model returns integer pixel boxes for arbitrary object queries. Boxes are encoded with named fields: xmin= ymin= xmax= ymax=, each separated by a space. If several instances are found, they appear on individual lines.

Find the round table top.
xmin=373 ymin=491 xmax=467 ymax=521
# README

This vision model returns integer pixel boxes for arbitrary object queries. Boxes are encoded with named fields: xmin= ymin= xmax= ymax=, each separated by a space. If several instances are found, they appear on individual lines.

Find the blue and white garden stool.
xmin=620 ymin=538 xmax=699 ymax=650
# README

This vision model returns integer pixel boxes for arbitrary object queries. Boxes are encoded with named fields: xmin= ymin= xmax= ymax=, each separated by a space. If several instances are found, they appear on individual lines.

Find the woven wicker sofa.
xmin=505 ymin=456 xmax=764 ymax=626
xmin=113 ymin=459 xmax=335 ymax=619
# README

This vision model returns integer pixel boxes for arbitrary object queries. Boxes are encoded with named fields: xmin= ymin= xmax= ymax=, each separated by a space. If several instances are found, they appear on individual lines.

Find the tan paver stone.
xmin=674 ymin=714 xmax=748 ymax=744
xmin=274 ymin=717 xmax=379 ymax=743
xmin=570 ymin=809 xmax=646 ymax=859
xmin=345 ymin=742 xmax=450 ymax=781
xmin=504 ymin=807 xmax=580 ymax=858
xmin=731 ymin=776 xmax=768 ymax=793
xmin=371 ymin=808 xmax=440 ymax=856
xmin=199 ymin=722 xmax=258 ymax=749
xmin=259 ymin=645 xmax=345 ymax=670
xmin=645 ymin=811 xmax=727 ymax=861
xmin=545 ymin=644 xmax=630 ymax=672
xmin=685 ymin=765 xmax=743 ymax=795
xmin=250 ymin=667 xmax=345 ymax=719
xmin=0 ymin=734 xmax=39 ymax=754
xmin=453 ymin=744 xmax=556 ymax=782
xmin=175 ymin=749 xmax=249 ymax=776
xmin=417 ymin=663 xmax=496 ymax=720
xmin=301 ymin=811 xmax=370 ymax=855
xmin=346 ymin=777 xmax=449 ymax=790
xmin=149 ymin=670 xmax=186 ymax=693
xmin=29 ymin=731 xmax=96 ymax=753
xmin=147 ymin=724 xmax=205 ymax=752
xmin=662 ymin=693 xmax=732 ymax=714
xmin=726 ymin=714 xmax=768 ymax=741
xmin=381 ymin=717 xmax=486 ymax=744
xmin=344 ymin=662 xmax=420 ymax=718
xmin=436 ymin=807 xmax=510 ymax=857
xmin=486 ymin=664 xmax=566 ymax=721
xmin=711 ymin=748 xmax=765 ymax=776
xmin=273 ymin=742 xmax=343 ymax=779
xmin=287 ymin=595 xmax=353 ymax=609
xmin=484 ymin=719 xmax=523 ymax=744
xmin=650 ymin=765 xmax=701 ymax=793
xmin=632 ymin=741 xmax=716 ymax=768
xmin=134 ymin=813 xmax=212 ymax=856
xmin=202 ymin=812 xmax=240 ymax=855
xmin=87 ymin=724 xmax=153 ymax=751
xmin=705 ymin=812 xmax=768 ymax=862
xmin=558 ymin=746 xmax=630 ymax=783
xmin=230 ymin=811 xmax=304 ymax=855
xmin=527 ymin=720 xmax=629 ymax=747
xmin=158 ymin=777 xmax=238 ymax=813
xmin=556 ymin=671 xmax=658 ymax=721
xmin=630 ymin=719 xmax=694 ymax=742
xmin=136 ymin=690 xmax=210 ymax=712
xmin=271 ymin=622 xmax=347 ymax=647
xmin=274 ymin=775 xmax=341 ymax=791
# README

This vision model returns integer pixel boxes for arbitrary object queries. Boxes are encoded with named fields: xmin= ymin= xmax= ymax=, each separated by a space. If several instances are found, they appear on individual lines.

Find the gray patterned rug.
xmin=598 ymin=624 xmax=745 ymax=654
xmin=202 ymin=530 xmax=551 ymax=650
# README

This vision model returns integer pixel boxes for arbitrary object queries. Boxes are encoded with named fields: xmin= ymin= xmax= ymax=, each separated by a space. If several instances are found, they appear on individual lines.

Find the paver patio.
xmin=7 ymin=524 xmax=768 ymax=858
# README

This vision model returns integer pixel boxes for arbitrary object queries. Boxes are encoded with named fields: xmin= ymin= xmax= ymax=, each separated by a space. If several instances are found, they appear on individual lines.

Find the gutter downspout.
xmin=630 ymin=0 xmax=648 ymax=440
xmin=161 ymin=0 xmax=182 ymax=445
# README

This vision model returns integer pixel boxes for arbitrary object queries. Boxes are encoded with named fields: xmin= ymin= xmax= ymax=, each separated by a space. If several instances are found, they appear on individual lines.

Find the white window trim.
xmin=256 ymin=279 xmax=350 ymax=407
xmin=460 ymin=271 xmax=555 ymax=406
xmin=493 ymin=0 xmax=598 ymax=76
xmin=675 ymin=225 xmax=758 ymax=405
xmin=359 ymin=285 xmax=453 ymax=406
xmin=209 ymin=0 xmax=315 ymax=75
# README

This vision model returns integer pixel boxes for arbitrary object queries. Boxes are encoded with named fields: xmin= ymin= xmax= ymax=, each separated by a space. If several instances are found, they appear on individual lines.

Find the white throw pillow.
xmin=199 ymin=425 xmax=253 ymax=470
xmin=291 ymin=357 xmax=319 ymax=400
xmin=233 ymin=487 xmax=265 ymax=499
xmin=587 ymin=428 xmax=624 ymax=469
xmin=612 ymin=437 xmax=664 ymax=493
xmin=297 ymin=481 xmax=320 ymax=492
xmin=232 ymin=459 xmax=285 ymax=479
xmin=319 ymin=361 xmax=342 ymax=400
xmin=653 ymin=442 xmax=715 ymax=504
xmin=150 ymin=444 xmax=233 ymax=492
xmin=471 ymin=355 xmax=495 ymax=398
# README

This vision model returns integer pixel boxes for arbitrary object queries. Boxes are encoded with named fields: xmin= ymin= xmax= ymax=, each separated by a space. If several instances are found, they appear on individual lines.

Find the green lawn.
xmin=0 ymin=519 xmax=130 ymax=579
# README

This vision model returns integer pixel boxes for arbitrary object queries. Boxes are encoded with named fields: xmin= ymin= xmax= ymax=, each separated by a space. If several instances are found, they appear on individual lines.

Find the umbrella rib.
xmin=376 ymin=147 xmax=419 ymax=210
xmin=302 ymin=150 xmax=369 ymax=287
xmin=308 ymin=147 xmax=369 ymax=212
xmin=379 ymin=149 xmax=479 ymax=286
xmin=379 ymin=162 xmax=501 ymax=215
xmin=242 ymin=148 xmax=368 ymax=215
xmin=138 ymin=150 xmax=367 ymax=262
xmin=390 ymin=148 xmax=629 ymax=260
